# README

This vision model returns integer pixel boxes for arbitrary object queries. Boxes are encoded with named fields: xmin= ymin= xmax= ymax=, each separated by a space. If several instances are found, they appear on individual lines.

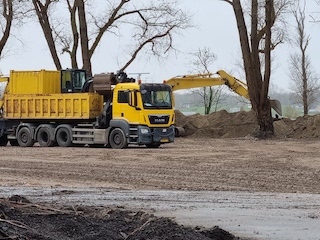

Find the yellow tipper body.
xmin=4 ymin=93 xmax=103 ymax=120
xmin=3 ymin=70 xmax=103 ymax=120
xmin=9 ymin=70 xmax=61 ymax=94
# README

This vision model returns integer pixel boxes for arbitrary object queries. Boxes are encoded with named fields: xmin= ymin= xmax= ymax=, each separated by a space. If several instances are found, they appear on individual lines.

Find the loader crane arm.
xmin=165 ymin=70 xmax=282 ymax=115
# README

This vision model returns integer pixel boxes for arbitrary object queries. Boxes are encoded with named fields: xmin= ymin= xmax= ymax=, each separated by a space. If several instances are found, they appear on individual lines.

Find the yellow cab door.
xmin=112 ymin=84 xmax=141 ymax=124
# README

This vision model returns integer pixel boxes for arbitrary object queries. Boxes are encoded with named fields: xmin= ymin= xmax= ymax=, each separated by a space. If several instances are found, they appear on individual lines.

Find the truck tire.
xmin=17 ymin=127 xmax=35 ymax=147
xmin=56 ymin=127 xmax=72 ymax=147
xmin=0 ymin=134 xmax=8 ymax=146
xmin=37 ymin=127 xmax=55 ymax=147
xmin=109 ymin=128 xmax=128 ymax=149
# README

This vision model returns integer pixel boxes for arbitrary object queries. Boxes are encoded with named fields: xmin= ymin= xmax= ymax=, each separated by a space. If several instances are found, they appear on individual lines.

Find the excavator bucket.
xmin=270 ymin=99 xmax=282 ymax=116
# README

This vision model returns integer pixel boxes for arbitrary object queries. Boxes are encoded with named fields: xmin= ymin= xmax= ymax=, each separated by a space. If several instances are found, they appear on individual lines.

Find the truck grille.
xmin=148 ymin=115 xmax=170 ymax=124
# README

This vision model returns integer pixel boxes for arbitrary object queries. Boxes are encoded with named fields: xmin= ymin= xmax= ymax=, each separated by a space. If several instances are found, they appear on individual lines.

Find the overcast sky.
xmin=0 ymin=0 xmax=319 ymax=91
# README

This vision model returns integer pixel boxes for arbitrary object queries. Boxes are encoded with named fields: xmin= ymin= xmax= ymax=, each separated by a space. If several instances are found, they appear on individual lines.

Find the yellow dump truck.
xmin=0 ymin=69 xmax=175 ymax=148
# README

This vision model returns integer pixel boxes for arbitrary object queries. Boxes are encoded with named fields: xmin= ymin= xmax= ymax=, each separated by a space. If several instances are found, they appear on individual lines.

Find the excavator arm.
xmin=165 ymin=70 xmax=282 ymax=115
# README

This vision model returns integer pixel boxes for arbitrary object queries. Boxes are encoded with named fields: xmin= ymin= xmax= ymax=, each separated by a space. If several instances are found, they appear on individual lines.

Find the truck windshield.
xmin=140 ymin=84 xmax=172 ymax=109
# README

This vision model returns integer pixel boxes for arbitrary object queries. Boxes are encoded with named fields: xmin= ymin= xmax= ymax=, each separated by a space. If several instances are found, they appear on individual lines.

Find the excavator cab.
xmin=61 ymin=69 xmax=87 ymax=93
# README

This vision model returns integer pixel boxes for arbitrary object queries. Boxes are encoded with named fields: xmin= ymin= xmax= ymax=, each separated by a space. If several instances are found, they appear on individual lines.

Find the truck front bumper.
xmin=138 ymin=125 xmax=175 ymax=144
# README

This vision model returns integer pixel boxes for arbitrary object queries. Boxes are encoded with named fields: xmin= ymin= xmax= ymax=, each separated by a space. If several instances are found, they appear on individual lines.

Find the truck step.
xmin=77 ymin=123 xmax=96 ymax=127
xmin=73 ymin=134 xmax=94 ymax=138
xmin=72 ymin=140 xmax=94 ymax=144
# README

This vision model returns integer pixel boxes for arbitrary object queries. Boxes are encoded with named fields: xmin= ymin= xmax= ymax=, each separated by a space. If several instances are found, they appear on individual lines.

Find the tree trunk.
xmin=300 ymin=28 xmax=308 ymax=115
xmin=0 ymin=0 xmax=13 ymax=57
xmin=67 ymin=0 xmax=79 ymax=69
xmin=231 ymin=0 xmax=274 ymax=137
xmin=258 ymin=0 xmax=274 ymax=136
xmin=32 ymin=0 xmax=62 ymax=70
xmin=256 ymin=99 xmax=273 ymax=135
xmin=77 ymin=0 xmax=91 ymax=76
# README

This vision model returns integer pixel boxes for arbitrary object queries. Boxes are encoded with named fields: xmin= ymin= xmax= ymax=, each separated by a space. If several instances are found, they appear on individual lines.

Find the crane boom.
xmin=165 ymin=70 xmax=249 ymax=99
xmin=165 ymin=70 xmax=282 ymax=115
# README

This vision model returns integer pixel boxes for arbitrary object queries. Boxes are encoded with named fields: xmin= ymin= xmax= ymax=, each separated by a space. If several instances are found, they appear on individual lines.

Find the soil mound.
xmin=175 ymin=110 xmax=320 ymax=139
xmin=275 ymin=114 xmax=320 ymax=138
xmin=175 ymin=110 xmax=258 ymax=138
xmin=0 ymin=196 xmax=238 ymax=240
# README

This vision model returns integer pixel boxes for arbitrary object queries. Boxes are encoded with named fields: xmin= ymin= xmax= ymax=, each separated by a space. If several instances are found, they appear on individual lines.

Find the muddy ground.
xmin=1 ymin=111 xmax=320 ymax=239
xmin=1 ymin=137 xmax=320 ymax=193
xmin=0 ymin=194 xmax=234 ymax=240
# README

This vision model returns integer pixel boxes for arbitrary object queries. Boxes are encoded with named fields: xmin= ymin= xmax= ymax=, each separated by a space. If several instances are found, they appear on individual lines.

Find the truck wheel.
xmin=0 ymin=135 xmax=8 ymax=146
xmin=17 ymin=127 xmax=35 ymax=147
xmin=56 ymin=127 xmax=72 ymax=147
xmin=37 ymin=127 xmax=55 ymax=147
xmin=109 ymin=128 xmax=128 ymax=149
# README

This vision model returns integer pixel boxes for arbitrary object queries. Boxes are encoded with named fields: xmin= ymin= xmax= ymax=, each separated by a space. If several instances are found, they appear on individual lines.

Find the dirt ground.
xmin=1 ymin=111 xmax=320 ymax=239
xmin=1 ymin=137 xmax=320 ymax=193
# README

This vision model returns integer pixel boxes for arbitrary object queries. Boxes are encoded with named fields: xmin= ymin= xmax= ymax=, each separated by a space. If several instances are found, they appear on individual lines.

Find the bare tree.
xmin=0 ymin=0 xmax=29 ymax=63
xmin=31 ymin=0 xmax=190 ymax=76
xmin=32 ymin=0 xmax=62 ymax=70
xmin=289 ymin=2 xmax=320 ymax=115
xmin=0 ymin=0 xmax=13 ymax=60
xmin=222 ymin=0 xmax=289 ymax=137
xmin=311 ymin=0 xmax=320 ymax=22
xmin=189 ymin=47 xmax=225 ymax=115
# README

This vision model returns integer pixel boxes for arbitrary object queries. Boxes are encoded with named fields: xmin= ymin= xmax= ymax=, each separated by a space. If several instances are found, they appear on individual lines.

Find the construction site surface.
xmin=1 ymin=110 xmax=320 ymax=240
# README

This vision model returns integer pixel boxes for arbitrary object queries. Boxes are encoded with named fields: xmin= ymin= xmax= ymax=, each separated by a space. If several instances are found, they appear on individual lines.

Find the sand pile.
xmin=175 ymin=110 xmax=320 ymax=139
xmin=275 ymin=114 xmax=320 ymax=138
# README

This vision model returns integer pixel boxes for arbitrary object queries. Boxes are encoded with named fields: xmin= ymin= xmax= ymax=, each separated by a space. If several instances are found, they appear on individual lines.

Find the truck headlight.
xmin=140 ymin=128 xmax=149 ymax=134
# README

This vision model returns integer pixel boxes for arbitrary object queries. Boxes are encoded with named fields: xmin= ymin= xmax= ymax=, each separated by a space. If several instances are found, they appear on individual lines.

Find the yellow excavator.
xmin=165 ymin=70 xmax=282 ymax=136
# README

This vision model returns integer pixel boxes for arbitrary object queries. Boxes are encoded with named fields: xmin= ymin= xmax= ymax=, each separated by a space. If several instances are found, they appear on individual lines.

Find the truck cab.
xmin=108 ymin=82 xmax=174 ymax=148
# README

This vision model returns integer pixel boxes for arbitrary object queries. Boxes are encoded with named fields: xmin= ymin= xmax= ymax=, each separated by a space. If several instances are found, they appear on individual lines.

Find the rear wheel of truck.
xmin=17 ymin=127 xmax=35 ymax=147
xmin=37 ymin=127 xmax=55 ymax=147
xmin=56 ymin=127 xmax=72 ymax=147
xmin=109 ymin=128 xmax=128 ymax=149
xmin=0 ymin=135 xmax=8 ymax=146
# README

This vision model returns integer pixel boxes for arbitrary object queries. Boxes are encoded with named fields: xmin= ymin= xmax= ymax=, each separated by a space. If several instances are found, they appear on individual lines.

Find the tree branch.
xmin=120 ymin=25 xmax=176 ymax=71
xmin=0 ymin=0 xmax=13 ymax=57
xmin=220 ymin=0 xmax=233 ymax=5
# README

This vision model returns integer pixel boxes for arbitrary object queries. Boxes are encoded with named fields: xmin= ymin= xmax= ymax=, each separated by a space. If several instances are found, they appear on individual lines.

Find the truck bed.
xmin=4 ymin=93 xmax=103 ymax=120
